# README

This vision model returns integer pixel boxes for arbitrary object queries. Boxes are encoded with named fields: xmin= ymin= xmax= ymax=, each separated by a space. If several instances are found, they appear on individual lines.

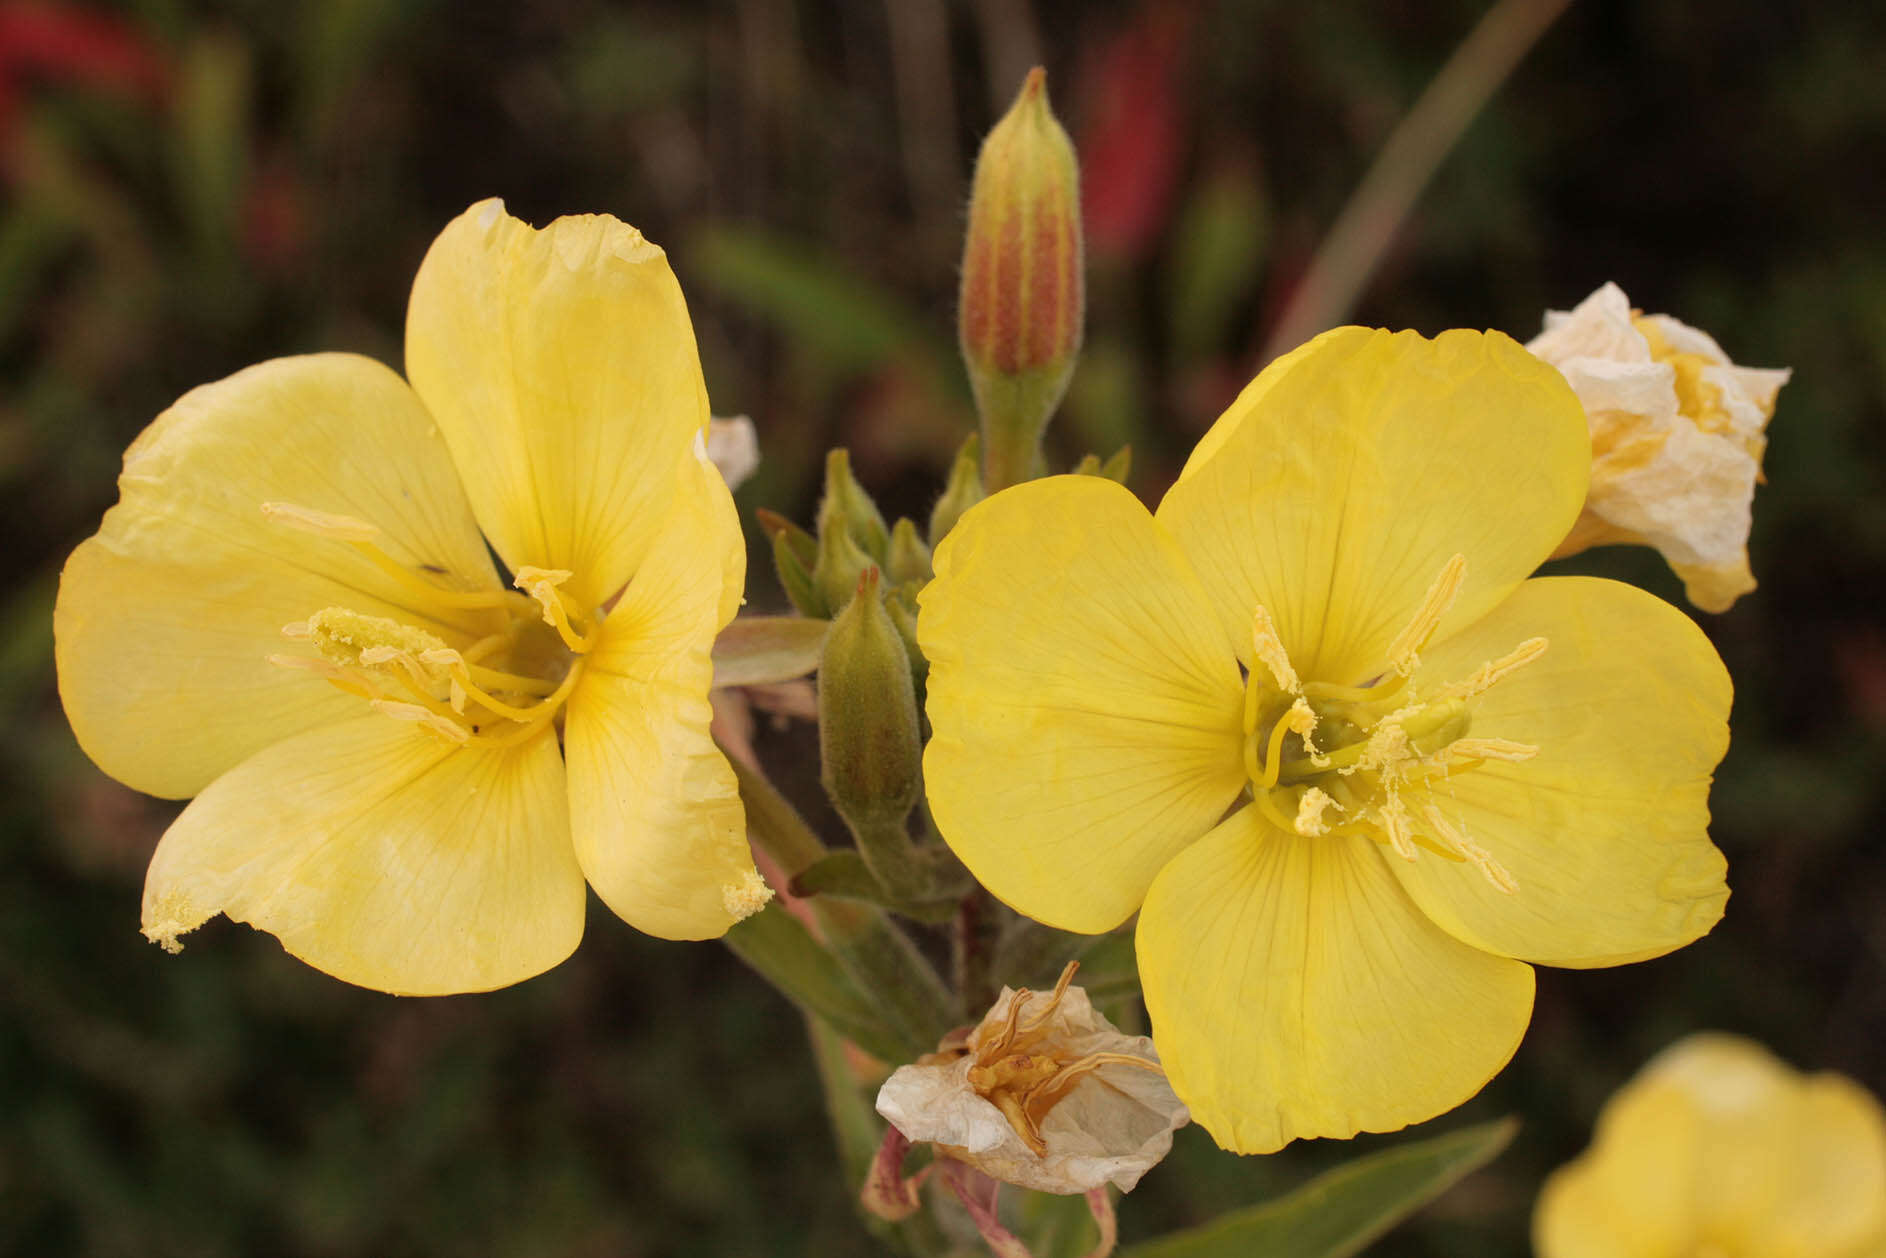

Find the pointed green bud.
xmin=1098 ymin=444 xmax=1132 ymax=484
xmin=818 ymin=448 xmax=890 ymax=561
xmin=928 ymin=432 xmax=985 ymax=548
xmin=758 ymin=508 xmax=825 ymax=617
xmin=1071 ymin=453 xmax=1102 ymax=476
xmin=886 ymin=518 xmax=933 ymax=587
xmin=820 ymin=568 xmax=925 ymax=896
xmin=959 ymin=67 xmax=1084 ymax=492
xmin=814 ymin=512 xmax=875 ymax=619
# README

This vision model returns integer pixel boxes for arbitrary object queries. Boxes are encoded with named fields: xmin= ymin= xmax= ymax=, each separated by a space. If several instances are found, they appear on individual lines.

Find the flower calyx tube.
xmin=960 ymin=67 xmax=1084 ymax=492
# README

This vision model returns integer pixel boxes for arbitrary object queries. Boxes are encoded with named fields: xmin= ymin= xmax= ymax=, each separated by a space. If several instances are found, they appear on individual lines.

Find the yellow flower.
xmin=54 ymin=200 xmax=770 ymax=996
xmin=1527 ymin=282 xmax=1791 ymax=613
xmin=918 ymin=328 xmax=1732 ymax=1154
xmin=1536 ymin=1033 xmax=1886 ymax=1258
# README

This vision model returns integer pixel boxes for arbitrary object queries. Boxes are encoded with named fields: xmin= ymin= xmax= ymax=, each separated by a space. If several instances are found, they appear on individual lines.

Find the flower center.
xmin=260 ymin=502 xmax=600 ymax=749
xmin=1240 ymin=554 xmax=1545 ymax=893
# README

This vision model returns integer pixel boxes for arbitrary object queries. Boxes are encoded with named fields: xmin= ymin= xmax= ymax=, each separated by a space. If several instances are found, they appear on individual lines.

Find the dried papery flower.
xmin=874 ymin=963 xmax=1188 ymax=1196
xmin=1527 ymin=282 xmax=1791 ymax=613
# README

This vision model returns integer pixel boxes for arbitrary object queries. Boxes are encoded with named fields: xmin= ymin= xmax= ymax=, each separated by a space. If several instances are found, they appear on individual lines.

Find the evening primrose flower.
xmin=1536 ymin=1034 xmax=1886 ymax=1258
xmin=1527 ymin=282 xmax=1790 ymax=613
xmin=918 ymin=327 xmax=1732 ymax=1154
xmin=54 ymin=200 xmax=770 ymax=996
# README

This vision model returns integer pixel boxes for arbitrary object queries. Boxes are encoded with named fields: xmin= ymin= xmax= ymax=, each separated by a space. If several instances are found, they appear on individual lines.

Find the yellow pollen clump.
xmin=1238 ymin=554 xmax=1539 ymax=893
xmin=263 ymin=501 xmax=595 ymax=750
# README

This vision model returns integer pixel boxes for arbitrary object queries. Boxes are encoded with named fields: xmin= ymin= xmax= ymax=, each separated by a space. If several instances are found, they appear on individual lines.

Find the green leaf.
xmin=1119 ymin=1117 xmax=1518 ymax=1258
xmin=711 ymin=615 xmax=828 ymax=687
xmin=721 ymin=905 xmax=909 ymax=1066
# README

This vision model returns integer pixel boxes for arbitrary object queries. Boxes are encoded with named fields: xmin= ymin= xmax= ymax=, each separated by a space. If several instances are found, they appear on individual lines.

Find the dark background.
xmin=2 ymin=1 xmax=1882 ymax=1254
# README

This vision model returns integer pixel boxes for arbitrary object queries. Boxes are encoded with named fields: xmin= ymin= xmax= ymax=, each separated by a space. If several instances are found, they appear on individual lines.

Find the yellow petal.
xmin=141 ymin=716 xmax=582 ymax=995
xmin=1156 ymin=327 xmax=1590 ymax=684
xmin=55 ymin=354 xmax=500 ymax=799
xmin=1172 ymin=331 xmax=1330 ymax=482
xmin=1754 ymin=1074 xmax=1886 ymax=1256
xmin=1533 ymin=1077 xmax=1702 ymax=1258
xmin=1649 ymin=1035 xmax=1886 ymax=1258
xmin=1136 ymin=806 xmax=1534 ymax=1153
xmin=918 ymin=475 xmax=1246 ymax=933
xmin=563 ymin=450 xmax=763 ymax=940
xmin=1391 ymin=576 xmax=1730 ymax=967
xmin=405 ymin=199 xmax=710 ymax=610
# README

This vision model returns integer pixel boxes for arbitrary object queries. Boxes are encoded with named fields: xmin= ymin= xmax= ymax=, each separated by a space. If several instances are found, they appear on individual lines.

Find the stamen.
xmin=1434 ymin=637 xmax=1550 ymax=701
xmin=1447 ymin=738 xmax=1539 ymax=763
xmin=259 ymin=501 xmax=381 ymax=542
xmin=1295 ymin=787 xmax=1337 ymax=837
xmin=1250 ymin=605 xmax=1299 ymax=693
xmin=515 ymin=566 xmax=595 ymax=653
xmin=1387 ymin=553 xmax=1467 ymax=675
xmin=1378 ymin=794 xmax=1419 ymax=861
xmin=1420 ymin=804 xmax=1518 ymax=893
xmin=369 ymin=698 xmax=471 ymax=744
xmin=263 ymin=502 xmax=518 ymax=615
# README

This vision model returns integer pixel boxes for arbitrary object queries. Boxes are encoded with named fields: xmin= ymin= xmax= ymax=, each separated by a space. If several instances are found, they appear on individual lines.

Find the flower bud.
xmin=818 ymin=448 xmax=890 ymax=561
xmin=820 ymin=568 xmax=924 ymax=881
xmin=814 ymin=515 xmax=875 ymax=618
xmin=886 ymin=518 xmax=933 ymax=586
xmin=929 ymin=432 xmax=985 ymax=548
xmin=960 ymin=68 xmax=1084 ymax=491
xmin=757 ymin=508 xmax=824 ymax=618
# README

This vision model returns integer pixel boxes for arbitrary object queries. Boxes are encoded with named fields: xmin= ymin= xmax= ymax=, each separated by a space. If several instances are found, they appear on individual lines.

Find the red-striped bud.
xmin=959 ymin=68 xmax=1084 ymax=491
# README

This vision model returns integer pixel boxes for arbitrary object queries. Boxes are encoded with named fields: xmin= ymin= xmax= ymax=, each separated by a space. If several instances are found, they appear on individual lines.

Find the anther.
xmin=515 ymin=566 xmax=594 ymax=653
xmin=1387 ymin=553 xmax=1467 ymax=675
xmin=1420 ymin=803 xmax=1518 ymax=893
xmin=1378 ymin=794 xmax=1419 ymax=861
xmin=260 ymin=501 xmax=381 ymax=542
xmin=1435 ymin=637 xmax=1550 ymax=701
xmin=1250 ymin=604 xmax=1299 ymax=693
xmin=1295 ymin=787 xmax=1336 ymax=836
xmin=1447 ymin=738 xmax=1539 ymax=763
xmin=369 ymin=698 xmax=471 ymax=744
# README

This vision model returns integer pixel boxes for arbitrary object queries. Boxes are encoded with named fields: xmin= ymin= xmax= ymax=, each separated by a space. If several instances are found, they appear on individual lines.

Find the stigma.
xmin=263 ymin=501 xmax=597 ymax=749
xmin=1239 ymin=555 xmax=1543 ymax=893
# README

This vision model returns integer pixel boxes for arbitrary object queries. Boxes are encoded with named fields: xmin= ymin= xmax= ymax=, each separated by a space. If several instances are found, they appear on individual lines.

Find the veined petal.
xmin=1156 ymin=328 xmax=1590 ymax=684
xmin=55 ymin=354 xmax=500 ymax=799
xmin=918 ymin=476 xmax=1246 ymax=934
xmin=1137 ymin=806 xmax=1534 ymax=1154
xmin=1392 ymin=577 xmax=1730 ymax=967
xmin=405 ymin=199 xmax=710 ymax=609
xmin=563 ymin=449 xmax=763 ymax=941
xmin=141 ymin=716 xmax=582 ymax=995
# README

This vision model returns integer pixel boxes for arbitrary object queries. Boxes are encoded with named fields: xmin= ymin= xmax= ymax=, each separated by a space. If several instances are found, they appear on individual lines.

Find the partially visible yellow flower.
xmin=54 ymin=200 xmax=770 ymax=996
xmin=1536 ymin=1033 xmax=1886 ymax=1258
xmin=1527 ymin=282 xmax=1791 ymax=613
xmin=919 ymin=328 xmax=1733 ymax=1153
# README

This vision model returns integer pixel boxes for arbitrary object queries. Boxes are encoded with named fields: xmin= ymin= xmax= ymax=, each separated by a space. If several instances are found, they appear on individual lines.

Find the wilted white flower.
xmin=874 ymin=963 xmax=1188 ymax=1197
xmin=1527 ymin=281 xmax=1790 ymax=612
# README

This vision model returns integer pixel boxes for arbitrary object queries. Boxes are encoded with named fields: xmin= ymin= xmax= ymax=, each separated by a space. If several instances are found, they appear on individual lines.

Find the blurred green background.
xmin=3 ymin=1 xmax=1882 ymax=1254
